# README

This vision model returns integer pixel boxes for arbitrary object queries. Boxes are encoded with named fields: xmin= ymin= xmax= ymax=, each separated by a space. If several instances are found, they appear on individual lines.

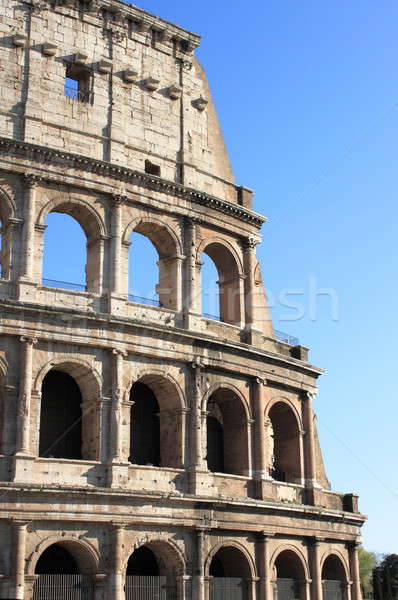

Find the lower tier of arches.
xmin=0 ymin=522 xmax=362 ymax=600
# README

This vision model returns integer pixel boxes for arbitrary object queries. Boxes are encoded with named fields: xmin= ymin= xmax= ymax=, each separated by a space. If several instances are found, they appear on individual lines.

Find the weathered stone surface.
xmin=0 ymin=1 xmax=364 ymax=599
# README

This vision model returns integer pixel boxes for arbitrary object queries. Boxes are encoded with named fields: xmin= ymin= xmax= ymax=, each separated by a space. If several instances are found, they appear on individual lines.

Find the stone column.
xmin=12 ymin=520 xmax=28 ymax=600
xmin=194 ymin=527 xmax=206 ymax=600
xmin=257 ymin=532 xmax=274 ymax=600
xmin=252 ymin=378 xmax=272 ymax=499
xmin=348 ymin=542 xmax=362 ymax=600
xmin=242 ymin=236 xmax=260 ymax=343
xmin=93 ymin=573 xmax=107 ymax=600
xmin=309 ymin=538 xmax=323 ymax=600
xmin=16 ymin=336 xmax=37 ymax=456
xmin=190 ymin=361 xmax=204 ymax=472
xmin=302 ymin=391 xmax=318 ymax=488
xmin=107 ymin=348 xmax=128 ymax=487
xmin=110 ymin=194 xmax=126 ymax=297
xmin=110 ymin=523 xmax=126 ymax=600
xmin=20 ymin=173 xmax=40 ymax=281
xmin=110 ymin=349 xmax=127 ymax=462
xmin=183 ymin=217 xmax=201 ymax=327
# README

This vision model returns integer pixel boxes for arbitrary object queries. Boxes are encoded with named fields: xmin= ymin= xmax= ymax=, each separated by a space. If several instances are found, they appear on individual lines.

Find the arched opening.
xmin=201 ymin=254 xmax=221 ymax=320
xmin=268 ymin=402 xmax=302 ymax=483
xmin=209 ymin=546 xmax=252 ymax=600
xmin=128 ymin=221 xmax=180 ymax=311
xmin=200 ymin=242 xmax=242 ymax=325
xmin=206 ymin=389 xmax=249 ymax=476
xmin=322 ymin=555 xmax=348 ymax=600
xmin=39 ymin=370 xmax=82 ymax=460
xmin=129 ymin=232 xmax=160 ymax=306
xmin=126 ymin=542 xmax=181 ymax=600
xmin=40 ymin=201 xmax=103 ymax=293
xmin=0 ymin=198 xmax=13 ymax=280
xmin=129 ymin=375 xmax=184 ymax=468
xmin=33 ymin=542 xmax=95 ymax=599
xmin=274 ymin=550 xmax=306 ymax=600
xmin=129 ymin=382 xmax=160 ymax=466
xmin=42 ymin=212 xmax=87 ymax=291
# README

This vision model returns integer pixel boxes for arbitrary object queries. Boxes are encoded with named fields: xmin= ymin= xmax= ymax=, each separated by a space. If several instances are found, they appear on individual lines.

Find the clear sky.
xmin=44 ymin=0 xmax=398 ymax=555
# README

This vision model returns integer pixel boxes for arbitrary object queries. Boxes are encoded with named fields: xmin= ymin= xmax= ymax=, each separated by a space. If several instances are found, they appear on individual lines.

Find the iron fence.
xmin=323 ymin=580 xmax=346 ymax=600
xmin=33 ymin=574 xmax=94 ymax=600
xmin=125 ymin=576 xmax=176 ymax=600
xmin=275 ymin=578 xmax=300 ymax=600
xmin=209 ymin=577 xmax=247 ymax=600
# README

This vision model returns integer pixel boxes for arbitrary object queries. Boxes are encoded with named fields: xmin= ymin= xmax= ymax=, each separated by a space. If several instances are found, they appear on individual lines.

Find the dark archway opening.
xmin=129 ymin=382 xmax=160 ymax=466
xmin=39 ymin=370 xmax=82 ymax=459
xmin=209 ymin=547 xmax=250 ymax=600
xmin=268 ymin=403 xmax=301 ymax=484
xmin=206 ymin=390 xmax=248 ymax=476
xmin=206 ymin=416 xmax=224 ymax=473
xmin=127 ymin=546 xmax=160 ymax=576
xmin=33 ymin=544 xmax=94 ymax=600
xmin=275 ymin=550 xmax=305 ymax=600
xmin=322 ymin=555 xmax=347 ymax=600
xmin=35 ymin=545 xmax=79 ymax=575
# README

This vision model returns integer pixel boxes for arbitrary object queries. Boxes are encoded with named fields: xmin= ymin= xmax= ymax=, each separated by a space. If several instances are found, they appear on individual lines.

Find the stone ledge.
xmin=0 ymin=137 xmax=266 ymax=227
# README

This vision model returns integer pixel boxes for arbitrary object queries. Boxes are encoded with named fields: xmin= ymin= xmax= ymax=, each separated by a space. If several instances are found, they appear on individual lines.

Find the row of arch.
xmin=0 ymin=356 xmax=304 ymax=483
xmin=0 ymin=188 xmax=260 ymax=324
xmin=29 ymin=536 xmax=351 ymax=600
xmin=38 ymin=367 xmax=300 ymax=482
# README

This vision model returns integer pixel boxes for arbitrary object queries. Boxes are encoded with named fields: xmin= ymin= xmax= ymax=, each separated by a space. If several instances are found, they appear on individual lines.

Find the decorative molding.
xmin=12 ymin=33 xmax=28 ymax=47
xmin=41 ymin=42 xmax=57 ymax=56
xmin=0 ymin=138 xmax=266 ymax=226
xmin=98 ymin=58 xmax=112 ymax=74
xmin=168 ymin=85 xmax=182 ymax=100
xmin=123 ymin=69 xmax=138 ymax=84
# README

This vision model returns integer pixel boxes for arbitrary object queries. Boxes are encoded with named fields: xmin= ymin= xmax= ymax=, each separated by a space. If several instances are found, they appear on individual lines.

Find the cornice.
xmin=0 ymin=137 xmax=266 ymax=227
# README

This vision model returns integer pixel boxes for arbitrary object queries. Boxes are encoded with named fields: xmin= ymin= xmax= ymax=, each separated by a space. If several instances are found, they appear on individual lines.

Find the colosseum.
xmin=0 ymin=0 xmax=365 ymax=599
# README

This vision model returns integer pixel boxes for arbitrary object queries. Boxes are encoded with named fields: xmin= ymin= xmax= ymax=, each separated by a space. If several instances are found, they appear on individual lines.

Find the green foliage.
xmin=358 ymin=547 xmax=376 ymax=598
xmin=373 ymin=553 xmax=398 ymax=600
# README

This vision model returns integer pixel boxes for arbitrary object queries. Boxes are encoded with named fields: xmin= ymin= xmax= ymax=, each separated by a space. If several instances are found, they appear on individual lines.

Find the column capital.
xmin=308 ymin=536 xmax=324 ymax=547
xmin=241 ymin=235 xmax=260 ymax=251
xmin=111 ymin=193 xmax=127 ymax=207
xmin=24 ymin=172 xmax=42 ymax=188
xmin=112 ymin=348 xmax=127 ymax=358
xmin=303 ymin=389 xmax=317 ymax=401
xmin=253 ymin=376 xmax=267 ymax=386
xmin=20 ymin=336 xmax=37 ymax=345
xmin=12 ymin=519 xmax=30 ymax=528
xmin=112 ymin=521 xmax=128 ymax=530
xmin=191 ymin=358 xmax=206 ymax=371
xmin=346 ymin=539 xmax=361 ymax=550
xmin=184 ymin=215 xmax=202 ymax=227
xmin=257 ymin=530 xmax=274 ymax=541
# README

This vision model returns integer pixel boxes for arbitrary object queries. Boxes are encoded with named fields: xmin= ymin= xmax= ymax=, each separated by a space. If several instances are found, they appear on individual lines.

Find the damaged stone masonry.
xmin=0 ymin=0 xmax=365 ymax=599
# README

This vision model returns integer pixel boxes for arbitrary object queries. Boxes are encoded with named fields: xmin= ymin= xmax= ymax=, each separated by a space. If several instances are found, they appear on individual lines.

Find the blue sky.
xmin=44 ymin=1 xmax=398 ymax=555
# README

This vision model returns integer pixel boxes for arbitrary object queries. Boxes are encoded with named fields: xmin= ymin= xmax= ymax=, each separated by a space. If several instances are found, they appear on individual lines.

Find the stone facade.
xmin=0 ymin=0 xmax=365 ymax=599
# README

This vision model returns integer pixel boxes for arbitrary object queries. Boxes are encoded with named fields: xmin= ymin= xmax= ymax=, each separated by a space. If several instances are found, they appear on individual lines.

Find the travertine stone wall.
xmin=0 ymin=1 xmax=364 ymax=599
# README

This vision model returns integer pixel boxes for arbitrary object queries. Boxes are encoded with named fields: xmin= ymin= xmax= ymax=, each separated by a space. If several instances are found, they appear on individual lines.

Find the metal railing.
xmin=209 ymin=577 xmax=247 ymax=600
xmin=274 ymin=329 xmax=299 ymax=346
xmin=42 ymin=278 xmax=87 ymax=292
xmin=125 ymin=576 xmax=176 ymax=600
xmin=33 ymin=574 xmax=94 ymax=600
xmin=128 ymin=294 xmax=162 ymax=307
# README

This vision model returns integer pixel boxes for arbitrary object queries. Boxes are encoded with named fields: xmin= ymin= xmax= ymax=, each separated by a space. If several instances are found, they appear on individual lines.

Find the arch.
xmin=204 ymin=386 xmax=250 ymax=476
xmin=265 ymin=396 xmax=303 ymax=431
xmin=0 ymin=188 xmax=16 ymax=280
xmin=38 ymin=197 xmax=105 ymax=293
xmin=197 ymin=237 xmax=243 ymax=325
xmin=38 ymin=197 xmax=105 ymax=239
xmin=123 ymin=216 xmax=182 ymax=256
xmin=271 ymin=546 xmax=309 ymax=600
xmin=125 ymin=216 xmax=182 ymax=311
xmin=129 ymin=372 xmax=186 ymax=468
xmin=35 ymin=359 xmax=103 ymax=461
xmin=202 ymin=382 xmax=251 ymax=420
xmin=27 ymin=535 xmax=99 ymax=575
xmin=33 ymin=357 xmax=102 ymax=401
xmin=125 ymin=536 xmax=186 ymax=577
xmin=266 ymin=399 xmax=302 ymax=483
xmin=321 ymin=551 xmax=350 ymax=582
xmin=205 ymin=540 xmax=256 ymax=578
xmin=270 ymin=545 xmax=310 ymax=581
